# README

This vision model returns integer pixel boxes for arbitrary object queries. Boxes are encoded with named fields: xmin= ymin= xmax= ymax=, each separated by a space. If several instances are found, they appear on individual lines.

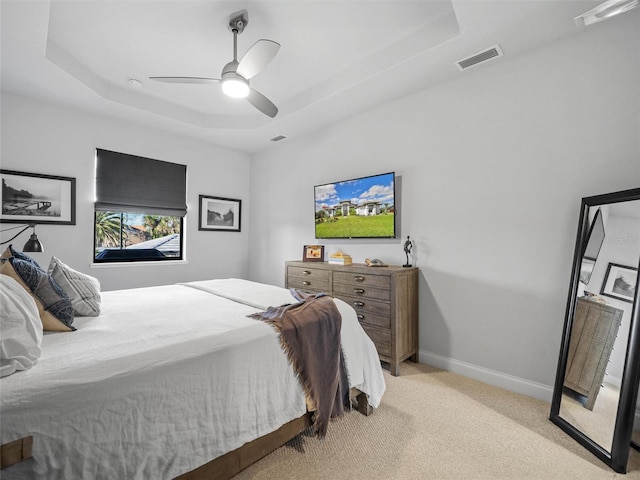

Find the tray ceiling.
xmin=1 ymin=1 xmax=609 ymax=153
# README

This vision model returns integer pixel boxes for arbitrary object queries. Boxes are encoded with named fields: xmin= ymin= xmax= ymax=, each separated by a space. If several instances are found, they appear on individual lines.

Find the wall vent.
xmin=270 ymin=135 xmax=287 ymax=142
xmin=456 ymin=45 xmax=503 ymax=71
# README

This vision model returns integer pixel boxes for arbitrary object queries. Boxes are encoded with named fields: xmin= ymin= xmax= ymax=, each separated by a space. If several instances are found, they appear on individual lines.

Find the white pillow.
xmin=1 ymin=274 xmax=43 ymax=377
xmin=48 ymin=256 xmax=101 ymax=316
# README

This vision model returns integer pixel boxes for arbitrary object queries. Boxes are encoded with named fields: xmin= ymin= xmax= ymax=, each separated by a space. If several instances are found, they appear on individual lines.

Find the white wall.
xmin=248 ymin=12 xmax=640 ymax=399
xmin=0 ymin=93 xmax=252 ymax=291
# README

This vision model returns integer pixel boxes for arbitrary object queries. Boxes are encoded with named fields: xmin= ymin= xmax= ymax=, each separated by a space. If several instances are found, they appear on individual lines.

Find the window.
xmin=94 ymin=149 xmax=187 ymax=263
xmin=94 ymin=212 xmax=182 ymax=261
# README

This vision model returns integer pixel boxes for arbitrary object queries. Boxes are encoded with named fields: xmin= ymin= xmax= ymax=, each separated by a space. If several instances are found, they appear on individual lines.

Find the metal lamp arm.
xmin=0 ymin=225 xmax=32 ymax=245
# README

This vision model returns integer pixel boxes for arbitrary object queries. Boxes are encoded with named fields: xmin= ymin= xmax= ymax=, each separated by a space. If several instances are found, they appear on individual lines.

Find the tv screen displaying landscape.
xmin=314 ymin=172 xmax=395 ymax=239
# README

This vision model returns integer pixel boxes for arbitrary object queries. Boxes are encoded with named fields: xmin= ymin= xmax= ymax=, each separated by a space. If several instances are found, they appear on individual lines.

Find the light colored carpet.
xmin=235 ymin=362 xmax=640 ymax=480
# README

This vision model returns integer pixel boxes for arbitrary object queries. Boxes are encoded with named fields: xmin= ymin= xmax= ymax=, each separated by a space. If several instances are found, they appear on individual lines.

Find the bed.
xmin=0 ymin=276 xmax=386 ymax=480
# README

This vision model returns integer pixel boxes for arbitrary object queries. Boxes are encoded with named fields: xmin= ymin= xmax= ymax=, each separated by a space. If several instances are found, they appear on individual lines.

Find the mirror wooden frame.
xmin=550 ymin=187 xmax=640 ymax=474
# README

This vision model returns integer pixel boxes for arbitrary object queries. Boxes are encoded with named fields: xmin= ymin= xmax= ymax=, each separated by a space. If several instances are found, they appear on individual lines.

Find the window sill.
xmin=90 ymin=260 xmax=188 ymax=269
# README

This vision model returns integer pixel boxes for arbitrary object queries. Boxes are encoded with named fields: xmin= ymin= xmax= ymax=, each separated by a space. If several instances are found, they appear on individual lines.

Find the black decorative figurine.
xmin=403 ymin=235 xmax=413 ymax=267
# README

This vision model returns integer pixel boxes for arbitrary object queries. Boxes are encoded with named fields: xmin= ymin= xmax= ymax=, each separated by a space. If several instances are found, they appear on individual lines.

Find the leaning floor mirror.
xmin=550 ymin=187 xmax=640 ymax=473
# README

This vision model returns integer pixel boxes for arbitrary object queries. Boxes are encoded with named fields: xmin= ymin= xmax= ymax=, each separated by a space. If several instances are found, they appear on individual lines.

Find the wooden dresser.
xmin=564 ymin=297 xmax=623 ymax=410
xmin=285 ymin=261 xmax=419 ymax=376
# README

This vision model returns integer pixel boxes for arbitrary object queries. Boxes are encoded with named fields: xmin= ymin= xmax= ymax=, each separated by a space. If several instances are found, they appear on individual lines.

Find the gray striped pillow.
xmin=47 ymin=257 xmax=101 ymax=317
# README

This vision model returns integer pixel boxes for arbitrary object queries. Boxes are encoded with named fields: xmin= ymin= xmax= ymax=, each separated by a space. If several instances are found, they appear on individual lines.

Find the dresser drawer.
xmin=335 ymin=294 xmax=390 ymax=317
xmin=354 ymin=310 xmax=390 ymax=329
xmin=333 ymin=271 xmax=390 ymax=289
xmin=361 ymin=324 xmax=391 ymax=357
xmin=288 ymin=265 xmax=330 ymax=280
xmin=333 ymin=282 xmax=390 ymax=302
xmin=287 ymin=276 xmax=330 ymax=293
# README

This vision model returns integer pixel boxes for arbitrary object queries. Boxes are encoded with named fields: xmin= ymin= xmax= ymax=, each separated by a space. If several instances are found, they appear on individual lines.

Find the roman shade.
xmin=95 ymin=149 xmax=187 ymax=217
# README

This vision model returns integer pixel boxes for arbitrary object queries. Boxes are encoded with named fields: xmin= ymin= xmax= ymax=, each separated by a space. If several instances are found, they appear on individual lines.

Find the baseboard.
xmin=606 ymin=375 xmax=622 ymax=388
xmin=419 ymin=350 xmax=554 ymax=403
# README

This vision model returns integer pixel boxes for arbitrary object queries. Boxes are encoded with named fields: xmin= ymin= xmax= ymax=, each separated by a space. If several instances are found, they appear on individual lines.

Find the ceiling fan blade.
xmin=237 ymin=40 xmax=280 ymax=79
xmin=149 ymin=77 xmax=219 ymax=84
xmin=247 ymin=88 xmax=278 ymax=118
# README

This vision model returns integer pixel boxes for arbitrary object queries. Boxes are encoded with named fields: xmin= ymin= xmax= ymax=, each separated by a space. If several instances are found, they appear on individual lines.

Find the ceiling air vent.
xmin=456 ymin=45 xmax=503 ymax=71
xmin=270 ymin=135 xmax=287 ymax=142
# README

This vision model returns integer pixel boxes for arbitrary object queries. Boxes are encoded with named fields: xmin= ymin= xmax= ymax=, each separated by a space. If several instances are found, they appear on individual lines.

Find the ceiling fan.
xmin=150 ymin=10 xmax=280 ymax=118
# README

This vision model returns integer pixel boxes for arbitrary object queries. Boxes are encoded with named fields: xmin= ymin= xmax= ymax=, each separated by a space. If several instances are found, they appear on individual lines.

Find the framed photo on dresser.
xmin=303 ymin=245 xmax=324 ymax=262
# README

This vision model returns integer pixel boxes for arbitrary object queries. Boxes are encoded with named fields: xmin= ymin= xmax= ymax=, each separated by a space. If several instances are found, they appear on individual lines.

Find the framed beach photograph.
xmin=198 ymin=195 xmax=241 ymax=232
xmin=303 ymin=245 xmax=324 ymax=262
xmin=1 ymin=170 xmax=76 ymax=225
xmin=600 ymin=262 xmax=638 ymax=303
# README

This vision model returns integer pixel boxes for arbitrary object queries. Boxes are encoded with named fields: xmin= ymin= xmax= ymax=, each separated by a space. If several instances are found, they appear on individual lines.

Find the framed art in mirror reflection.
xmin=601 ymin=263 xmax=638 ymax=303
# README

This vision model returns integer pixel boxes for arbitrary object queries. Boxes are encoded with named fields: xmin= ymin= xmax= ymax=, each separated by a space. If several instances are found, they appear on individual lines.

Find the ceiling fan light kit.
xmin=221 ymin=65 xmax=250 ymax=98
xmin=222 ymin=77 xmax=250 ymax=98
xmin=149 ymin=9 xmax=280 ymax=117
xmin=574 ymin=0 xmax=639 ymax=26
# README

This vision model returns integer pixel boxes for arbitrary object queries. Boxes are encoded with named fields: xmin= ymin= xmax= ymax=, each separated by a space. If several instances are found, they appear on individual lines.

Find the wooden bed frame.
xmin=177 ymin=389 xmax=370 ymax=480
xmin=1 ymin=390 xmax=371 ymax=478
xmin=0 ymin=436 xmax=32 ymax=469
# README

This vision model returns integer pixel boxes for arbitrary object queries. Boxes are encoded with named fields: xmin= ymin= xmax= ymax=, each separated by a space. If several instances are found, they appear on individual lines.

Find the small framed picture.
xmin=303 ymin=245 xmax=324 ymax=262
xmin=1 ymin=169 xmax=76 ymax=225
xmin=198 ymin=195 xmax=241 ymax=232
xmin=600 ymin=262 xmax=638 ymax=303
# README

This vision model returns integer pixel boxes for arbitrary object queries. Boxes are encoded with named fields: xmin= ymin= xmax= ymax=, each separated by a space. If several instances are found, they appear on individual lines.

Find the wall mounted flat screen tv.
xmin=314 ymin=172 xmax=395 ymax=239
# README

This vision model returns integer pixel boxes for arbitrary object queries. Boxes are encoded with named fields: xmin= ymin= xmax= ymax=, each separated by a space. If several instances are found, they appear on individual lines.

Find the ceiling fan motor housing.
xmin=222 ymin=59 xmax=241 ymax=76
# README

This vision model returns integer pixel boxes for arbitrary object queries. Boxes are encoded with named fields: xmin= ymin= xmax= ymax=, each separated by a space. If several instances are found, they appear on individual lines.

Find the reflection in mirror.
xmin=559 ymin=296 xmax=623 ymax=450
xmin=550 ymin=188 xmax=640 ymax=474
xmin=579 ymin=208 xmax=605 ymax=285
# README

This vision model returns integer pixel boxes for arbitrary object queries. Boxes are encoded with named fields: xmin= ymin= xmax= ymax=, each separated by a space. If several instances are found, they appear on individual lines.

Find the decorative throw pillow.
xmin=0 ymin=274 xmax=43 ymax=377
xmin=0 ymin=258 xmax=75 ymax=332
xmin=1 ymin=244 xmax=41 ymax=268
xmin=48 ymin=256 xmax=101 ymax=316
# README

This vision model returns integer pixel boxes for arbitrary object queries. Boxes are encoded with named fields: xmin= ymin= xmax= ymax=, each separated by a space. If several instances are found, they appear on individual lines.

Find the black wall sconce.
xmin=0 ymin=223 xmax=45 ymax=252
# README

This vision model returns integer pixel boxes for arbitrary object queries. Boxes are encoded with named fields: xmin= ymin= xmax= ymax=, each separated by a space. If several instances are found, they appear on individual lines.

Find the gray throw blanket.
xmin=248 ymin=290 xmax=350 ymax=437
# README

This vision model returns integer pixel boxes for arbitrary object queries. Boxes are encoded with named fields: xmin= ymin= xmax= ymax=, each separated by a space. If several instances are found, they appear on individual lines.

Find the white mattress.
xmin=0 ymin=279 xmax=385 ymax=479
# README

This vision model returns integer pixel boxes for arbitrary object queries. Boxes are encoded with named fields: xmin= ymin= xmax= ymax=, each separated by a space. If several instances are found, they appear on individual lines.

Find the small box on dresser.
xmin=285 ymin=261 xmax=419 ymax=376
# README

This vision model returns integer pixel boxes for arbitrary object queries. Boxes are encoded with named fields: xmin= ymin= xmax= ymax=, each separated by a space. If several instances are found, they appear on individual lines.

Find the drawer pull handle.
xmin=353 ymin=301 xmax=365 ymax=308
xmin=354 ymin=276 xmax=365 ymax=282
xmin=354 ymin=288 xmax=365 ymax=295
xmin=303 ymin=270 xmax=311 ymax=275
xmin=357 ymin=314 xmax=365 ymax=320
xmin=302 ymin=281 xmax=311 ymax=286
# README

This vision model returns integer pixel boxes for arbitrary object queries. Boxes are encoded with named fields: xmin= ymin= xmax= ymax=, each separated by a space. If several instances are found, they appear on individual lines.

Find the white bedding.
xmin=0 ymin=279 xmax=385 ymax=480
xmin=0 ymin=275 xmax=43 ymax=377
xmin=182 ymin=279 xmax=385 ymax=407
